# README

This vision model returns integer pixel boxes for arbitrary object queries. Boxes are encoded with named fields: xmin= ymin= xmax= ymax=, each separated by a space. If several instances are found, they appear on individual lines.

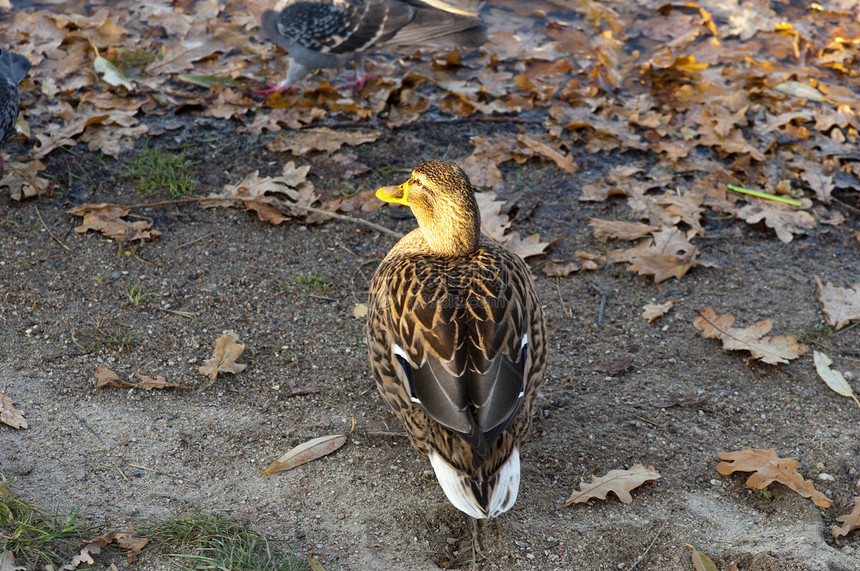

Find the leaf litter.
xmin=198 ymin=330 xmax=248 ymax=382
xmin=716 ymin=447 xmax=831 ymax=508
xmin=561 ymin=464 xmax=660 ymax=506
xmin=692 ymin=308 xmax=808 ymax=365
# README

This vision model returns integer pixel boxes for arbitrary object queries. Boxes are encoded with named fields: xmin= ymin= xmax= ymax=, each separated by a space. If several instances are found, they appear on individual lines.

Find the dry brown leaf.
xmin=693 ymin=308 xmax=809 ymax=364
xmin=589 ymin=219 xmax=659 ymax=242
xmin=736 ymin=202 xmax=815 ymax=243
xmin=690 ymin=549 xmax=719 ymax=571
xmin=475 ymin=192 xmax=551 ymax=259
xmin=716 ymin=447 xmax=831 ymax=508
xmin=541 ymin=252 xmax=600 ymax=276
xmin=0 ymin=159 xmax=52 ymax=201
xmin=267 ymin=127 xmax=380 ymax=155
xmin=206 ymin=162 xmax=318 ymax=223
xmin=60 ymin=531 xmax=148 ymax=569
xmin=262 ymin=433 xmax=347 ymax=475
xmin=1 ymin=392 xmax=28 ymax=430
xmin=608 ymin=228 xmax=697 ymax=283
xmin=642 ymin=300 xmax=675 ymax=322
xmin=67 ymin=203 xmax=161 ymax=242
xmin=561 ymin=464 xmax=660 ymax=507
xmin=815 ymin=275 xmax=860 ymax=329
xmin=95 ymin=365 xmax=131 ymax=388
xmin=833 ymin=496 xmax=860 ymax=538
xmin=198 ymin=330 xmax=247 ymax=381
xmin=0 ymin=550 xmax=27 ymax=571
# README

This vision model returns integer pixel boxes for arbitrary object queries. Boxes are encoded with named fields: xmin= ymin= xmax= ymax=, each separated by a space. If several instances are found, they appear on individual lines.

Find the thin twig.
xmin=587 ymin=281 xmax=608 ymax=327
xmin=72 ymin=413 xmax=106 ymax=445
xmin=157 ymin=307 xmax=196 ymax=319
xmin=555 ymin=277 xmax=572 ymax=319
xmin=626 ymin=520 xmax=667 ymax=571
xmin=174 ymin=231 xmax=216 ymax=250
xmin=74 ymin=196 xmax=404 ymax=239
xmin=127 ymin=463 xmax=200 ymax=486
xmin=34 ymin=205 xmax=73 ymax=252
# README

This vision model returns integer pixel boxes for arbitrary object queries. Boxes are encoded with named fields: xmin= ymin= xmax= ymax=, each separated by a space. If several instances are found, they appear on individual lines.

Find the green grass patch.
xmin=0 ymin=477 xmax=96 ymax=569
xmin=123 ymin=140 xmax=198 ymax=197
xmin=141 ymin=512 xmax=308 ymax=571
xmin=1 ymin=480 xmax=308 ymax=571
xmin=295 ymin=273 xmax=335 ymax=296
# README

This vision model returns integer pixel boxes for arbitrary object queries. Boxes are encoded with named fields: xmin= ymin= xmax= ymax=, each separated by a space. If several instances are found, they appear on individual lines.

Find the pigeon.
xmin=0 ymin=49 xmax=31 ymax=173
xmin=260 ymin=0 xmax=485 ymax=88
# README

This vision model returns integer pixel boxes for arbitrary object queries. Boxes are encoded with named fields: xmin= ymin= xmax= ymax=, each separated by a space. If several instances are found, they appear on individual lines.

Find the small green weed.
xmin=124 ymin=282 xmax=151 ymax=307
xmin=123 ymin=140 xmax=198 ymax=197
xmin=71 ymin=322 xmax=135 ymax=353
xmin=796 ymin=322 xmax=833 ymax=346
xmin=0 ymin=477 xmax=95 ymax=569
xmin=141 ymin=512 xmax=307 ymax=571
xmin=295 ymin=273 xmax=334 ymax=296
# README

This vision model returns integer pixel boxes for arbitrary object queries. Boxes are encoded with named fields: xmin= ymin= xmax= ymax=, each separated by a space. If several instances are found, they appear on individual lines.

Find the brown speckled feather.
xmin=367 ymin=161 xmax=547 ymax=518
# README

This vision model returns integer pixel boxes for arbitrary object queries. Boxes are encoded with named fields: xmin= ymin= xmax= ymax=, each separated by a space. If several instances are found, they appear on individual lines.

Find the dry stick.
xmin=587 ymin=281 xmax=608 ymax=326
xmin=626 ymin=520 xmax=667 ymax=571
xmin=85 ymin=196 xmax=404 ymax=239
xmin=34 ymin=205 xmax=73 ymax=252
xmin=127 ymin=463 xmax=199 ymax=486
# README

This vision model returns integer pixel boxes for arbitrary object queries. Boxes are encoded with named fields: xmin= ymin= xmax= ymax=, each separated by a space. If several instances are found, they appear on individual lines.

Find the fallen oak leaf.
xmin=693 ymin=308 xmax=808 ymax=365
xmin=0 ymin=159 xmax=52 ymax=201
xmin=262 ymin=433 xmax=347 ymax=475
xmin=1 ymin=391 xmax=28 ymax=430
xmin=198 ymin=330 xmax=247 ymax=381
xmin=541 ymin=252 xmax=600 ymax=276
xmin=475 ymin=192 xmax=552 ymax=259
xmin=267 ymin=127 xmax=380 ymax=155
xmin=608 ymin=228 xmax=697 ymax=283
xmin=813 ymin=351 xmax=859 ymax=407
xmin=716 ymin=447 xmax=831 ymax=508
xmin=589 ymin=218 xmax=659 ymax=242
xmin=833 ymin=496 xmax=860 ymax=538
xmin=95 ymin=365 xmax=132 ymax=389
xmin=814 ymin=275 xmax=860 ymax=329
xmin=67 ymin=203 xmax=161 ymax=241
xmin=642 ymin=300 xmax=675 ymax=322
xmin=59 ymin=531 xmax=148 ymax=570
xmin=562 ymin=464 xmax=660 ymax=506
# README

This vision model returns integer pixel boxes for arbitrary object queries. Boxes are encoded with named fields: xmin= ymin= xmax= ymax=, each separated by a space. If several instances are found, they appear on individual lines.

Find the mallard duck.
xmin=367 ymin=160 xmax=547 ymax=519
xmin=0 ymin=49 xmax=31 ymax=173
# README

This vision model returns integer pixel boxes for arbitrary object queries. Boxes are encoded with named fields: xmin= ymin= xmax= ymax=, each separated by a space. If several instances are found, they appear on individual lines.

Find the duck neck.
xmin=414 ymin=205 xmax=481 ymax=258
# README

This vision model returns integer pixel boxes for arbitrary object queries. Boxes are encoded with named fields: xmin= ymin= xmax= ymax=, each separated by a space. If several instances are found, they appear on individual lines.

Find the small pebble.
xmin=818 ymin=473 xmax=835 ymax=481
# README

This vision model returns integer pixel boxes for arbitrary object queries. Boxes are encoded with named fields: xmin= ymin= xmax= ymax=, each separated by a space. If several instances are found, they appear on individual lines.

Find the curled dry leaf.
xmin=736 ymin=202 xmax=815 ymax=244
xmin=690 ymin=548 xmax=719 ymax=571
xmin=59 ymin=531 xmax=148 ymax=570
xmin=832 ymin=496 xmax=860 ymax=538
xmin=1 ymin=391 xmax=28 ymax=430
xmin=692 ymin=308 xmax=808 ymax=365
xmin=642 ymin=300 xmax=675 ymax=322
xmin=813 ymin=351 xmax=859 ymax=407
xmin=0 ymin=159 xmax=52 ymax=201
xmin=562 ymin=464 xmax=660 ymax=507
xmin=475 ymin=192 xmax=551 ymax=259
xmin=608 ymin=228 xmax=697 ymax=283
xmin=0 ymin=550 xmax=27 ymax=571
xmin=198 ymin=330 xmax=247 ymax=381
xmin=541 ymin=252 xmax=600 ymax=277
xmin=67 ymin=203 xmax=160 ymax=241
xmin=590 ymin=218 xmax=659 ymax=242
xmin=814 ymin=275 xmax=860 ymax=329
xmin=95 ymin=365 xmax=131 ymax=388
xmin=716 ymin=447 xmax=831 ymax=508
xmin=133 ymin=372 xmax=189 ymax=391
xmin=262 ymin=433 xmax=347 ymax=475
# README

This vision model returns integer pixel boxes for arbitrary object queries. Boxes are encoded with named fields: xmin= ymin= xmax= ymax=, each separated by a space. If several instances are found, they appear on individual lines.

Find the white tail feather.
xmin=428 ymin=446 xmax=520 ymax=519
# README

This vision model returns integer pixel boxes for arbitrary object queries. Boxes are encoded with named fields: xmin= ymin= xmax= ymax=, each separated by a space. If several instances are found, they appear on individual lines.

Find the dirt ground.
xmin=1 ymin=115 xmax=860 ymax=571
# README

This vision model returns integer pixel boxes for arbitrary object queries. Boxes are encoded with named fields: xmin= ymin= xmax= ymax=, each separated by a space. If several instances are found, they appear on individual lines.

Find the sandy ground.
xmin=2 ymin=119 xmax=860 ymax=570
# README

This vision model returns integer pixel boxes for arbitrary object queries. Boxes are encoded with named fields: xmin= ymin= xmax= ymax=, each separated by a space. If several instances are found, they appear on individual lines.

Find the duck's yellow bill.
xmin=376 ymin=183 xmax=409 ymax=205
